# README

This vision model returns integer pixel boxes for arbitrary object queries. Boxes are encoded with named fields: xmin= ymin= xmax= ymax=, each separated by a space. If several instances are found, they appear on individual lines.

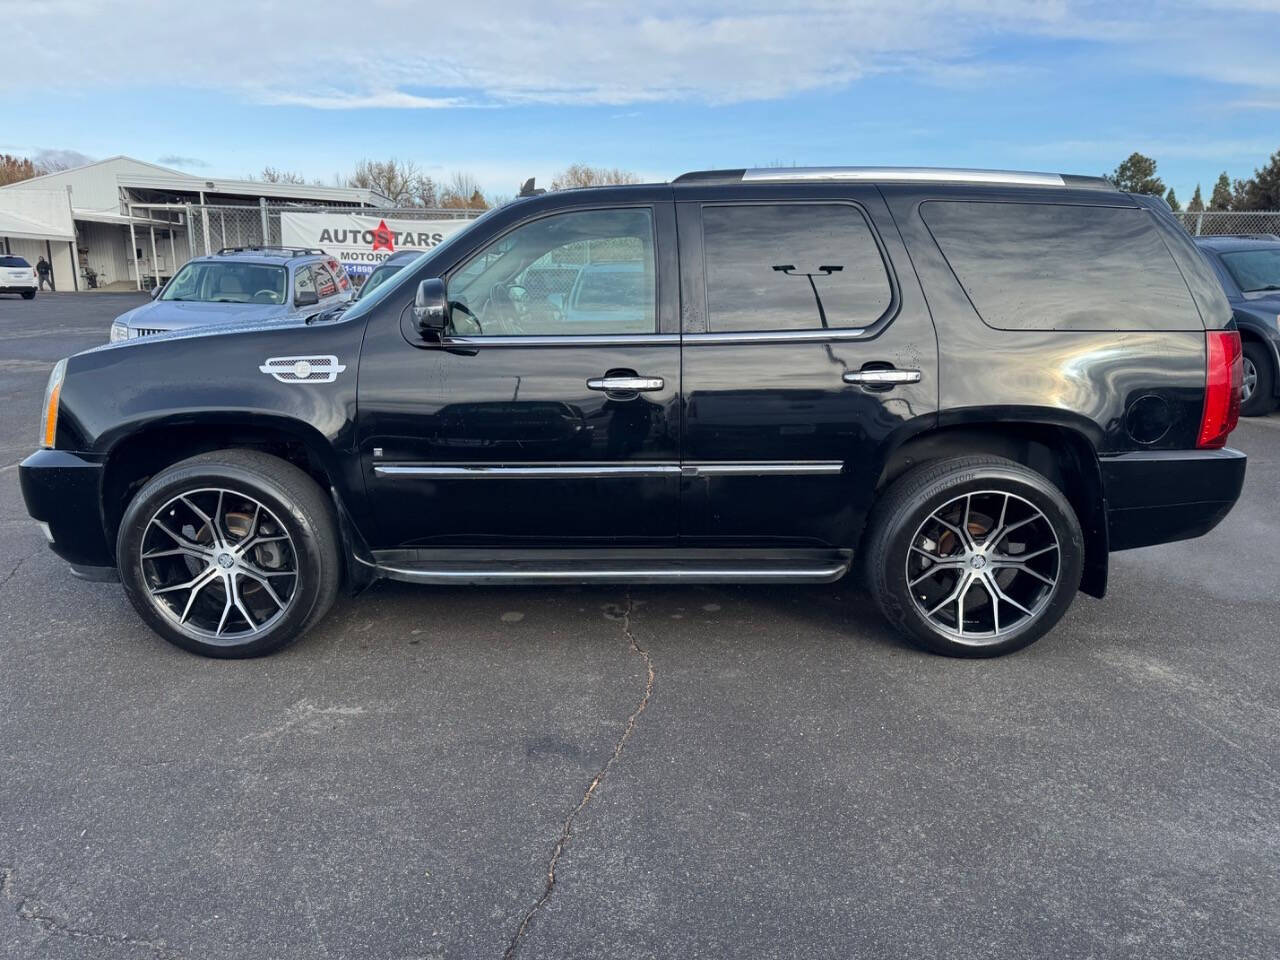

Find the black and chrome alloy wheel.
xmin=906 ymin=490 xmax=1060 ymax=645
xmin=117 ymin=450 xmax=340 ymax=658
xmin=139 ymin=488 xmax=299 ymax=642
xmin=864 ymin=456 xmax=1084 ymax=657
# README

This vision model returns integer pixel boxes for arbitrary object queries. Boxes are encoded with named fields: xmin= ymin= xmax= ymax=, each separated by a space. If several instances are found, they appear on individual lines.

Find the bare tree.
xmin=438 ymin=171 xmax=490 ymax=209
xmin=549 ymin=163 xmax=642 ymax=191
xmin=346 ymin=158 xmax=441 ymax=206
xmin=260 ymin=166 xmax=306 ymax=184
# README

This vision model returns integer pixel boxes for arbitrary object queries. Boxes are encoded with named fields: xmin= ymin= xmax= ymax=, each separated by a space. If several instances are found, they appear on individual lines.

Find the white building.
xmin=0 ymin=156 xmax=390 ymax=290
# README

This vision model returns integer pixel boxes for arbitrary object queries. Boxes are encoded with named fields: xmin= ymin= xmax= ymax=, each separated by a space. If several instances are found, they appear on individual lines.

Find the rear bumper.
xmin=18 ymin=449 xmax=114 ymax=570
xmin=1101 ymin=448 xmax=1246 ymax=551
xmin=0 ymin=285 xmax=36 ymax=294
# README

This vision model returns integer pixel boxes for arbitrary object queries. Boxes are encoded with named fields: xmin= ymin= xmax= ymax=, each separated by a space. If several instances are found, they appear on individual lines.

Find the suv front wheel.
xmin=116 ymin=450 xmax=341 ymax=658
xmin=863 ymin=456 xmax=1084 ymax=657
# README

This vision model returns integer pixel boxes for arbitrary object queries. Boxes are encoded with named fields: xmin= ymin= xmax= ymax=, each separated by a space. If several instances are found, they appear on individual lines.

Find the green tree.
xmin=1186 ymin=184 xmax=1204 ymax=213
xmin=1106 ymin=152 xmax=1166 ymax=195
xmin=1209 ymin=172 xmax=1233 ymax=211
xmin=1165 ymin=187 xmax=1181 ymax=212
xmin=1228 ymin=149 xmax=1280 ymax=210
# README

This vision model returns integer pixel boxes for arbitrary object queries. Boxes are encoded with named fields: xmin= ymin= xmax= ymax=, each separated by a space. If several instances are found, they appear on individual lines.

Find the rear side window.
xmin=314 ymin=262 xmax=338 ymax=298
xmin=701 ymin=203 xmax=893 ymax=332
xmin=1 ymin=256 xmax=31 ymax=267
xmin=921 ymin=201 xmax=1201 ymax=331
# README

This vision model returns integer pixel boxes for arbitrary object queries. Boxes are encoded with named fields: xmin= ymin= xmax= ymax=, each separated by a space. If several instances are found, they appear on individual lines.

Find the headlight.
xmin=109 ymin=320 xmax=129 ymax=342
xmin=40 ymin=359 xmax=67 ymax=449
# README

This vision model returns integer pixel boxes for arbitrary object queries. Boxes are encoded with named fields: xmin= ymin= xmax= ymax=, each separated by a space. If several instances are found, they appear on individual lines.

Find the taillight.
xmin=1197 ymin=330 xmax=1243 ymax=449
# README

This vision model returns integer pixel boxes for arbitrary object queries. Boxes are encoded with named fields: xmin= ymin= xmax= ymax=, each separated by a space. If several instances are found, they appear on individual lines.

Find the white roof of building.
xmin=0 ymin=154 xmax=391 ymax=212
xmin=0 ymin=188 xmax=75 ymax=241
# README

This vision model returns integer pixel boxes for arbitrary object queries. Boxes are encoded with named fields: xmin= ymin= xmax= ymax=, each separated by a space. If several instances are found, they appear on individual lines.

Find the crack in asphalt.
xmin=502 ymin=592 xmax=655 ymax=960
xmin=0 ymin=549 xmax=39 ymax=592
xmin=2 ymin=865 xmax=184 ymax=959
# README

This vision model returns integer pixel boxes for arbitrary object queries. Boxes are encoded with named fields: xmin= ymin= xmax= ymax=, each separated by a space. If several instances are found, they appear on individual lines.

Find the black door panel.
xmin=674 ymin=184 xmax=939 ymax=548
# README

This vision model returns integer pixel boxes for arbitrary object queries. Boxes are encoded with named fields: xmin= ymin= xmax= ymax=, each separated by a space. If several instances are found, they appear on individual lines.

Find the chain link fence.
xmin=184 ymin=203 xmax=484 ymax=260
xmin=1173 ymin=211 xmax=1280 ymax=237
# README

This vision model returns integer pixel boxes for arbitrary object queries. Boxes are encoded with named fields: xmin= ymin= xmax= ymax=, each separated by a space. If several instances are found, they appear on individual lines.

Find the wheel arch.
xmin=1235 ymin=319 xmax=1280 ymax=398
xmin=99 ymin=415 xmax=372 ymax=588
xmin=875 ymin=414 xmax=1109 ymax=598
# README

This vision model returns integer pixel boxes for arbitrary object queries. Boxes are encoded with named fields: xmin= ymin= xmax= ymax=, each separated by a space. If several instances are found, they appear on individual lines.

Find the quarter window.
xmin=921 ymin=201 xmax=1201 ymax=331
xmin=448 ymin=208 xmax=656 ymax=336
xmin=295 ymin=265 xmax=316 ymax=300
xmin=701 ymin=203 xmax=893 ymax=332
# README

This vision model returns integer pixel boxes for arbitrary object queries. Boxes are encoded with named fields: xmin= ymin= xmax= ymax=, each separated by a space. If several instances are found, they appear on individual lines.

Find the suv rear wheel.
xmin=116 ymin=450 xmax=340 ymax=658
xmin=864 ymin=456 xmax=1084 ymax=657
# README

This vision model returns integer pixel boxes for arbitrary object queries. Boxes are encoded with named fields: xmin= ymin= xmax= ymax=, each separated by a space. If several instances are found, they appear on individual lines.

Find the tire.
xmin=116 ymin=450 xmax=341 ymax=658
xmin=1240 ymin=341 xmax=1277 ymax=417
xmin=22 ymin=291 xmax=35 ymax=300
xmin=863 ymin=456 xmax=1084 ymax=658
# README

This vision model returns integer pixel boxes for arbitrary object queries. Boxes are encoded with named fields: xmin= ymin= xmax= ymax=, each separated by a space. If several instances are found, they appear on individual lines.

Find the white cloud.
xmin=7 ymin=0 xmax=1279 ymax=109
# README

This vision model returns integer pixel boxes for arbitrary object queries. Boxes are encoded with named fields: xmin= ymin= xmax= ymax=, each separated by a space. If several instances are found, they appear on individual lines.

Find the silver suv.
xmin=109 ymin=247 xmax=353 ymax=341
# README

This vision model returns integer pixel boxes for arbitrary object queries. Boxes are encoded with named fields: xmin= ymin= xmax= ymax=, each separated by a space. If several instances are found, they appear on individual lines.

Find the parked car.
xmin=22 ymin=167 xmax=1245 ymax=660
xmin=0 ymin=255 xmax=38 ymax=299
xmin=1194 ymin=235 xmax=1280 ymax=416
xmin=108 ymin=247 xmax=352 ymax=341
xmin=309 ymin=250 xmax=423 ymax=323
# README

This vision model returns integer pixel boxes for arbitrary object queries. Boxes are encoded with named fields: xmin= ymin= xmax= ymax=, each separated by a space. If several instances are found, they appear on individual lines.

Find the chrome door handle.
xmin=587 ymin=376 xmax=665 ymax=392
xmin=842 ymin=369 xmax=922 ymax=385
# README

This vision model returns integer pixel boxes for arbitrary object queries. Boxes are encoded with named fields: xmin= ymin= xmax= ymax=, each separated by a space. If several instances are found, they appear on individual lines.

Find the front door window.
xmin=448 ymin=209 xmax=656 ymax=337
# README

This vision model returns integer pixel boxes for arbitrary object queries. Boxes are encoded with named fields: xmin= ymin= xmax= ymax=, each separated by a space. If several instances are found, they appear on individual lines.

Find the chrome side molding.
xmin=683 ymin=462 xmax=843 ymax=477
xmin=374 ymin=461 xmax=845 ymax=479
xmin=374 ymin=464 xmax=681 ymax=479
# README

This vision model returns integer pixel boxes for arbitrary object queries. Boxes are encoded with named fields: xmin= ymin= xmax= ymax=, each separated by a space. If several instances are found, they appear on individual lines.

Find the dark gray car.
xmin=1196 ymin=235 xmax=1280 ymax=416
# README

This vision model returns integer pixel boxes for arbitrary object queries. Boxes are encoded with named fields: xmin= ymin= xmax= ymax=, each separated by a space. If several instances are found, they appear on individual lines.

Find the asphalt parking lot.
xmin=1 ymin=292 xmax=1277 ymax=960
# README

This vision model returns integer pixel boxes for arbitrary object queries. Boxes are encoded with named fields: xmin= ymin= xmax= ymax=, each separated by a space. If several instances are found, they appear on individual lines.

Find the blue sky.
xmin=4 ymin=1 xmax=1279 ymax=204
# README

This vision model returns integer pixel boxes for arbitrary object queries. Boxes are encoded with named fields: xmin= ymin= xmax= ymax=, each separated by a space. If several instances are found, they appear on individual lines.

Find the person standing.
xmin=36 ymin=256 xmax=54 ymax=291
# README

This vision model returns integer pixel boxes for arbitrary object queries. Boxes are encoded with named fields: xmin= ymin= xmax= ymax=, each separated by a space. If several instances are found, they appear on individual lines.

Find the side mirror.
xmin=149 ymin=282 xmax=165 ymax=300
xmin=413 ymin=278 xmax=450 ymax=336
xmin=295 ymin=289 xmax=319 ymax=307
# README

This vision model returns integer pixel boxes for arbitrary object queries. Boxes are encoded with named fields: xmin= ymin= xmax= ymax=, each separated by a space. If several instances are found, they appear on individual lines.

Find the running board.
xmin=362 ymin=548 xmax=852 ymax=586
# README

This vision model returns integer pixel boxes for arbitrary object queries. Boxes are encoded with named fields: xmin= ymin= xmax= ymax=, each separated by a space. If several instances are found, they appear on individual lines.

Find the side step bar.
xmin=360 ymin=548 xmax=852 ymax=586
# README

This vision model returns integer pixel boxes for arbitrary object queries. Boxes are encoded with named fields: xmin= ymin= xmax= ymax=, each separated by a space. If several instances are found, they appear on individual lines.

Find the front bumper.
xmin=18 ymin=449 xmax=114 ymax=569
xmin=1101 ymin=448 xmax=1247 ymax=551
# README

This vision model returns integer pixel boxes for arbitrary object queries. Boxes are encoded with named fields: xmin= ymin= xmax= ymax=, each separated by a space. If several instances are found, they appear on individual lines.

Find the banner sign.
xmin=279 ymin=211 xmax=472 ymax=277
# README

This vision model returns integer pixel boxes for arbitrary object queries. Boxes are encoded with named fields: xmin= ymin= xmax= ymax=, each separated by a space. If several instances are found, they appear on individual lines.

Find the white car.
xmin=1 ymin=255 xmax=37 ymax=299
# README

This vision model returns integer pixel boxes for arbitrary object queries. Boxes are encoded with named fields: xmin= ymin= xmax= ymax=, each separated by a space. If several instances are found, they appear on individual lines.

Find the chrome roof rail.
xmin=673 ymin=167 xmax=1115 ymax=190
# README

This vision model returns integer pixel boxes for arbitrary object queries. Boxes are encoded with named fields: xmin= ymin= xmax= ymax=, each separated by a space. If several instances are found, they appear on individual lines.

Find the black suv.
xmin=20 ymin=167 xmax=1247 ymax=659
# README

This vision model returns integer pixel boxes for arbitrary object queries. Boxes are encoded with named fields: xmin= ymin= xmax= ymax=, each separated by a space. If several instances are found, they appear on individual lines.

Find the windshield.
xmin=161 ymin=261 xmax=288 ymax=304
xmin=358 ymin=256 xmax=419 ymax=300
xmin=1 ymin=256 xmax=31 ymax=268
xmin=1221 ymin=248 xmax=1280 ymax=293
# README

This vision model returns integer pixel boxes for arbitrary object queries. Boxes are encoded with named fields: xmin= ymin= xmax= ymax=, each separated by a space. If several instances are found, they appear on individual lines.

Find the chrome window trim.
xmin=374 ymin=461 xmax=845 ymax=479
xmin=740 ymin=166 xmax=1067 ymax=187
xmin=682 ymin=329 xmax=868 ymax=344
xmin=441 ymin=334 xmax=680 ymax=348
